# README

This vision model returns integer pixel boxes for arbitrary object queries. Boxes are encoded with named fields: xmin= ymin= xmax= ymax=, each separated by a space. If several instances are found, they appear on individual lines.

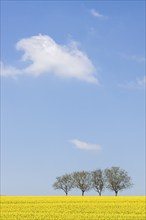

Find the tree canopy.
xmin=105 ymin=167 xmax=133 ymax=196
xmin=72 ymin=171 xmax=91 ymax=196
xmin=91 ymin=169 xmax=106 ymax=196
xmin=52 ymin=167 xmax=133 ymax=196
xmin=53 ymin=174 xmax=74 ymax=196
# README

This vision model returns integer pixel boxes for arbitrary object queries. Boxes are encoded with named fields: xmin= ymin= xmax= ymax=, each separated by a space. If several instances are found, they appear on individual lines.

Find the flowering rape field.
xmin=1 ymin=196 xmax=145 ymax=220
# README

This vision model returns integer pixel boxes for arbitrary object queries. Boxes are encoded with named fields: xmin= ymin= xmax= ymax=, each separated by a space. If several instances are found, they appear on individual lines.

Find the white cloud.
xmin=90 ymin=9 xmax=106 ymax=19
xmin=1 ymin=34 xmax=98 ymax=84
xmin=0 ymin=62 xmax=22 ymax=78
xmin=69 ymin=139 xmax=101 ymax=151
xmin=120 ymin=54 xmax=145 ymax=63
xmin=119 ymin=76 xmax=146 ymax=89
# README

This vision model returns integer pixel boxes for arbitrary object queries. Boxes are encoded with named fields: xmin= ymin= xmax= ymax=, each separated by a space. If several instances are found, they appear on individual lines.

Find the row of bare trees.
xmin=53 ymin=167 xmax=133 ymax=196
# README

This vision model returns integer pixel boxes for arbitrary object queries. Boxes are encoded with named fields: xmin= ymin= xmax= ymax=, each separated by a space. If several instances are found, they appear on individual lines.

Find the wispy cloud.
xmin=90 ymin=9 xmax=107 ymax=19
xmin=120 ymin=53 xmax=145 ymax=63
xmin=69 ymin=139 xmax=102 ymax=151
xmin=119 ymin=76 xmax=146 ymax=89
xmin=0 ymin=62 xmax=21 ymax=78
xmin=1 ymin=34 xmax=98 ymax=84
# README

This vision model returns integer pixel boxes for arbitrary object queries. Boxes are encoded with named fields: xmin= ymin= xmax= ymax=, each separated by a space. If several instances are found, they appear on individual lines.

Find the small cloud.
xmin=69 ymin=139 xmax=102 ymax=151
xmin=0 ymin=62 xmax=21 ymax=78
xmin=120 ymin=53 xmax=145 ymax=63
xmin=119 ymin=76 xmax=146 ymax=89
xmin=90 ymin=9 xmax=107 ymax=19
xmin=1 ymin=34 xmax=98 ymax=84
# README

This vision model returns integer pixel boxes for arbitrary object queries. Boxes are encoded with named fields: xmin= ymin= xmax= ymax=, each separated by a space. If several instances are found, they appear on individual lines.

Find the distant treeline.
xmin=53 ymin=167 xmax=133 ymax=196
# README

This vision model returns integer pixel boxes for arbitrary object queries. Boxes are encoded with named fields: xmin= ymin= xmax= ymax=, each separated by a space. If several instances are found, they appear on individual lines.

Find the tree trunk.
xmin=99 ymin=191 xmax=101 ymax=196
xmin=65 ymin=192 xmax=68 ymax=196
xmin=82 ymin=191 xmax=84 ymax=196
xmin=115 ymin=191 xmax=118 ymax=196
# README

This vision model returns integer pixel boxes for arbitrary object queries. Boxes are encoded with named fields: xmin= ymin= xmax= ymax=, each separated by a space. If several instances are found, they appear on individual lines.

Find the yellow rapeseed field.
xmin=0 ymin=196 xmax=145 ymax=220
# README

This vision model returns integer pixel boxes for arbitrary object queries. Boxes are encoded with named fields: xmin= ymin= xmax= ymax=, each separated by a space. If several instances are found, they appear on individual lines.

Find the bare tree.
xmin=52 ymin=174 xmax=74 ymax=196
xmin=91 ymin=169 xmax=106 ymax=196
xmin=105 ymin=167 xmax=133 ymax=196
xmin=72 ymin=171 xmax=91 ymax=196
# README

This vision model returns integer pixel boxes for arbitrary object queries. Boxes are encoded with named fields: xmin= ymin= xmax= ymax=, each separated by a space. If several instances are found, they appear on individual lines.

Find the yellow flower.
xmin=1 ymin=196 xmax=145 ymax=220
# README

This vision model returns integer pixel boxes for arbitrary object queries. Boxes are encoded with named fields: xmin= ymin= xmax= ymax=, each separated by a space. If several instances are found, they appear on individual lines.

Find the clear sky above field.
xmin=1 ymin=1 xmax=145 ymax=196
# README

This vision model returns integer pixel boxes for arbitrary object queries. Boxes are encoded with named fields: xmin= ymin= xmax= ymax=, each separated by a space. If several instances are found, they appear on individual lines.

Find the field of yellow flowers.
xmin=0 ymin=196 xmax=145 ymax=220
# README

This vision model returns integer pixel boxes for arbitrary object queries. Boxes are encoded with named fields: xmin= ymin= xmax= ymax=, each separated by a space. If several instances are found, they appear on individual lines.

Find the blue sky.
xmin=1 ymin=1 xmax=145 ymax=196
